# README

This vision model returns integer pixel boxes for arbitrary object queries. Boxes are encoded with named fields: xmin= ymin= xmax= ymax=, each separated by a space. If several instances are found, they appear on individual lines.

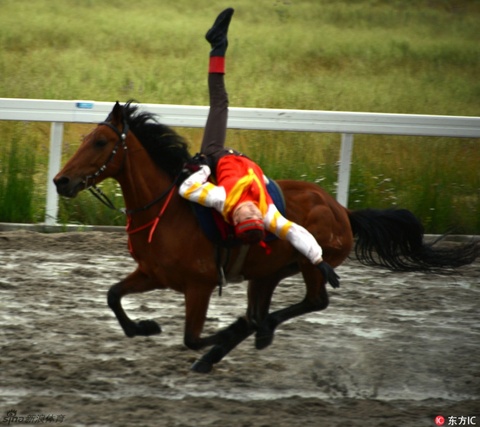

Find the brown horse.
xmin=54 ymin=101 xmax=478 ymax=373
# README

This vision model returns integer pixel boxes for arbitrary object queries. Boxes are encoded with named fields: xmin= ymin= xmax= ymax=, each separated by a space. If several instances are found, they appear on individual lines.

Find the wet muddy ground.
xmin=0 ymin=230 xmax=478 ymax=426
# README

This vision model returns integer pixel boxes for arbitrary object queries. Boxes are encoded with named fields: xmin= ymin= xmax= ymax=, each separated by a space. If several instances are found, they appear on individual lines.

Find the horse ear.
xmin=109 ymin=101 xmax=123 ymax=125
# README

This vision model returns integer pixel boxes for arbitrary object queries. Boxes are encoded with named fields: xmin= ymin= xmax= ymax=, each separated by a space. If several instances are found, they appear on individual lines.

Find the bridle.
xmin=84 ymin=120 xmax=129 ymax=191
xmin=84 ymin=117 xmax=129 ymax=214
xmin=85 ymin=117 xmax=180 ymax=217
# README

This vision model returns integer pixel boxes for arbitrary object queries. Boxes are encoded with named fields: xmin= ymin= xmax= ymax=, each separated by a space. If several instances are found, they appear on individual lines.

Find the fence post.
xmin=45 ymin=122 xmax=63 ymax=225
xmin=336 ymin=133 xmax=354 ymax=208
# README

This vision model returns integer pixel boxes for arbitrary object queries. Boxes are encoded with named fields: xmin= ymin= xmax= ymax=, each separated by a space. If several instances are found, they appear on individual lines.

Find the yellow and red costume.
xmin=178 ymin=8 xmax=324 ymax=266
xmin=179 ymin=154 xmax=324 ymax=265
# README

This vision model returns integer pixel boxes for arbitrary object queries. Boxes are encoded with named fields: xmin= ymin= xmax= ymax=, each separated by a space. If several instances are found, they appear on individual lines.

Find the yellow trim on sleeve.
xmin=198 ymin=182 xmax=216 ymax=205
xmin=278 ymin=220 xmax=293 ymax=239
xmin=184 ymin=182 xmax=201 ymax=199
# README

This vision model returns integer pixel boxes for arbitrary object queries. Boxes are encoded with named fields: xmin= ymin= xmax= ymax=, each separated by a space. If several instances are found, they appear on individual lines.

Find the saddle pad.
xmin=191 ymin=177 xmax=286 ymax=246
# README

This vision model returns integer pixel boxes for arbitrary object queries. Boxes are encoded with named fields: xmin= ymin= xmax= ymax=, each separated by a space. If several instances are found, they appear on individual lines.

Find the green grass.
xmin=0 ymin=0 xmax=479 ymax=232
xmin=0 ymin=126 xmax=38 ymax=222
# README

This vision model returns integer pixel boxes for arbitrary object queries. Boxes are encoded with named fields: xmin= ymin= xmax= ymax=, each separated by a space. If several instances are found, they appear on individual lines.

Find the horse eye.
xmin=94 ymin=139 xmax=108 ymax=148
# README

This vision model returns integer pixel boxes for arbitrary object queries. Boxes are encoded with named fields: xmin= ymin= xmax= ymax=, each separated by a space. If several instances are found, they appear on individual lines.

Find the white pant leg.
xmin=264 ymin=204 xmax=323 ymax=264
xmin=178 ymin=165 xmax=226 ymax=213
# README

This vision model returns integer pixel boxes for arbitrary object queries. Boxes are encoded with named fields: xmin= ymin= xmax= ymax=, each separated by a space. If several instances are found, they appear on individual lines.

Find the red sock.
xmin=209 ymin=56 xmax=225 ymax=74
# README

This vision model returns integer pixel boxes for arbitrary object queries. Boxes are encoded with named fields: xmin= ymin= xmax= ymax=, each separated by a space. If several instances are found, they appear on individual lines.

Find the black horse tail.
xmin=347 ymin=208 xmax=479 ymax=274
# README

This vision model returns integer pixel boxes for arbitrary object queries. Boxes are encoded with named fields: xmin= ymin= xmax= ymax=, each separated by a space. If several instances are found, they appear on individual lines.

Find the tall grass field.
xmin=0 ymin=0 xmax=479 ymax=233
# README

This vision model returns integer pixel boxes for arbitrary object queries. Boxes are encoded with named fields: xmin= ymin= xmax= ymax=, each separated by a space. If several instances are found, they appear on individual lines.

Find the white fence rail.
xmin=1 ymin=98 xmax=479 ymax=225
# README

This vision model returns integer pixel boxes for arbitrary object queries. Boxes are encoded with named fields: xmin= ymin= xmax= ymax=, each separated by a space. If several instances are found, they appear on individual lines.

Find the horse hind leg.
xmin=255 ymin=263 xmax=330 ymax=350
xmin=191 ymin=317 xmax=255 ymax=373
xmin=189 ymin=276 xmax=280 ymax=373
xmin=107 ymin=268 xmax=162 ymax=338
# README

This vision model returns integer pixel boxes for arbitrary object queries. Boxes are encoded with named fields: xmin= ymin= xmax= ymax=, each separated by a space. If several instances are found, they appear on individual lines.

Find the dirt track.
xmin=0 ymin=230 xmax=479 ymax=427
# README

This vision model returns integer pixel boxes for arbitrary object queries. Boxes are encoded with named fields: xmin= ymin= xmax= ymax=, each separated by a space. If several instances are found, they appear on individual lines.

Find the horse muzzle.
xmin=53 ymin=175 xmax=85 ymax=198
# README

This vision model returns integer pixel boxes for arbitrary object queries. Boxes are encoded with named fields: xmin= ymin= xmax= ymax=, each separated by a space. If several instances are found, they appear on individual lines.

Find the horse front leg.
xmin=107 ymin=268 xmax=162 ymax=338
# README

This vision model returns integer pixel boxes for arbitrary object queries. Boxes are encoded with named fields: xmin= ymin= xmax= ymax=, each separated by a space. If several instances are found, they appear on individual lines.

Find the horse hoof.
xmin=191 ymin=359 xmax=213 ymax=374
xmin=255 ymin=333 xmax=274 ymax=350
xmin=137 ymin=320 xmax=162 ymax=336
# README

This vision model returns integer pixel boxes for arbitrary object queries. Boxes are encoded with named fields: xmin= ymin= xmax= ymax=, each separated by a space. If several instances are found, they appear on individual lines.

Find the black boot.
xmin=206 ymin=8 xmax=234 ymax=57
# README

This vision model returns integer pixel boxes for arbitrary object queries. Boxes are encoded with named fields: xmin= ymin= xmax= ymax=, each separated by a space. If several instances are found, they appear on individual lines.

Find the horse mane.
xmin=121 ymin=101 xmax=192 ymax=178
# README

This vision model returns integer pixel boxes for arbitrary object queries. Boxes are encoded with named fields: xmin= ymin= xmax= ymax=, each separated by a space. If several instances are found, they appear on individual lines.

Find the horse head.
xmin=54 ymin=102 xmax=128 ymax=198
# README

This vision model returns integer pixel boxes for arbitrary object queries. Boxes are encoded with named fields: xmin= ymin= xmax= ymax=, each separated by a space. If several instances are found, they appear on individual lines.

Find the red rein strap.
xmin=126 ymin=184 xmax=176 ymax=243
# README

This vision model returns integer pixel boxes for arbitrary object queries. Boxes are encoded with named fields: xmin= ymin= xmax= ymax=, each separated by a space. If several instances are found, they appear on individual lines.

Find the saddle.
xmin=190 ymin=177 xmax=286 ymax=247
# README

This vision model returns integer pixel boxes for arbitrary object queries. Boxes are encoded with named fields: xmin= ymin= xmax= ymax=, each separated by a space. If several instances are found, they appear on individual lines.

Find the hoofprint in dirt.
xmin=0 ymin=230 xmax=478 ymax=427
